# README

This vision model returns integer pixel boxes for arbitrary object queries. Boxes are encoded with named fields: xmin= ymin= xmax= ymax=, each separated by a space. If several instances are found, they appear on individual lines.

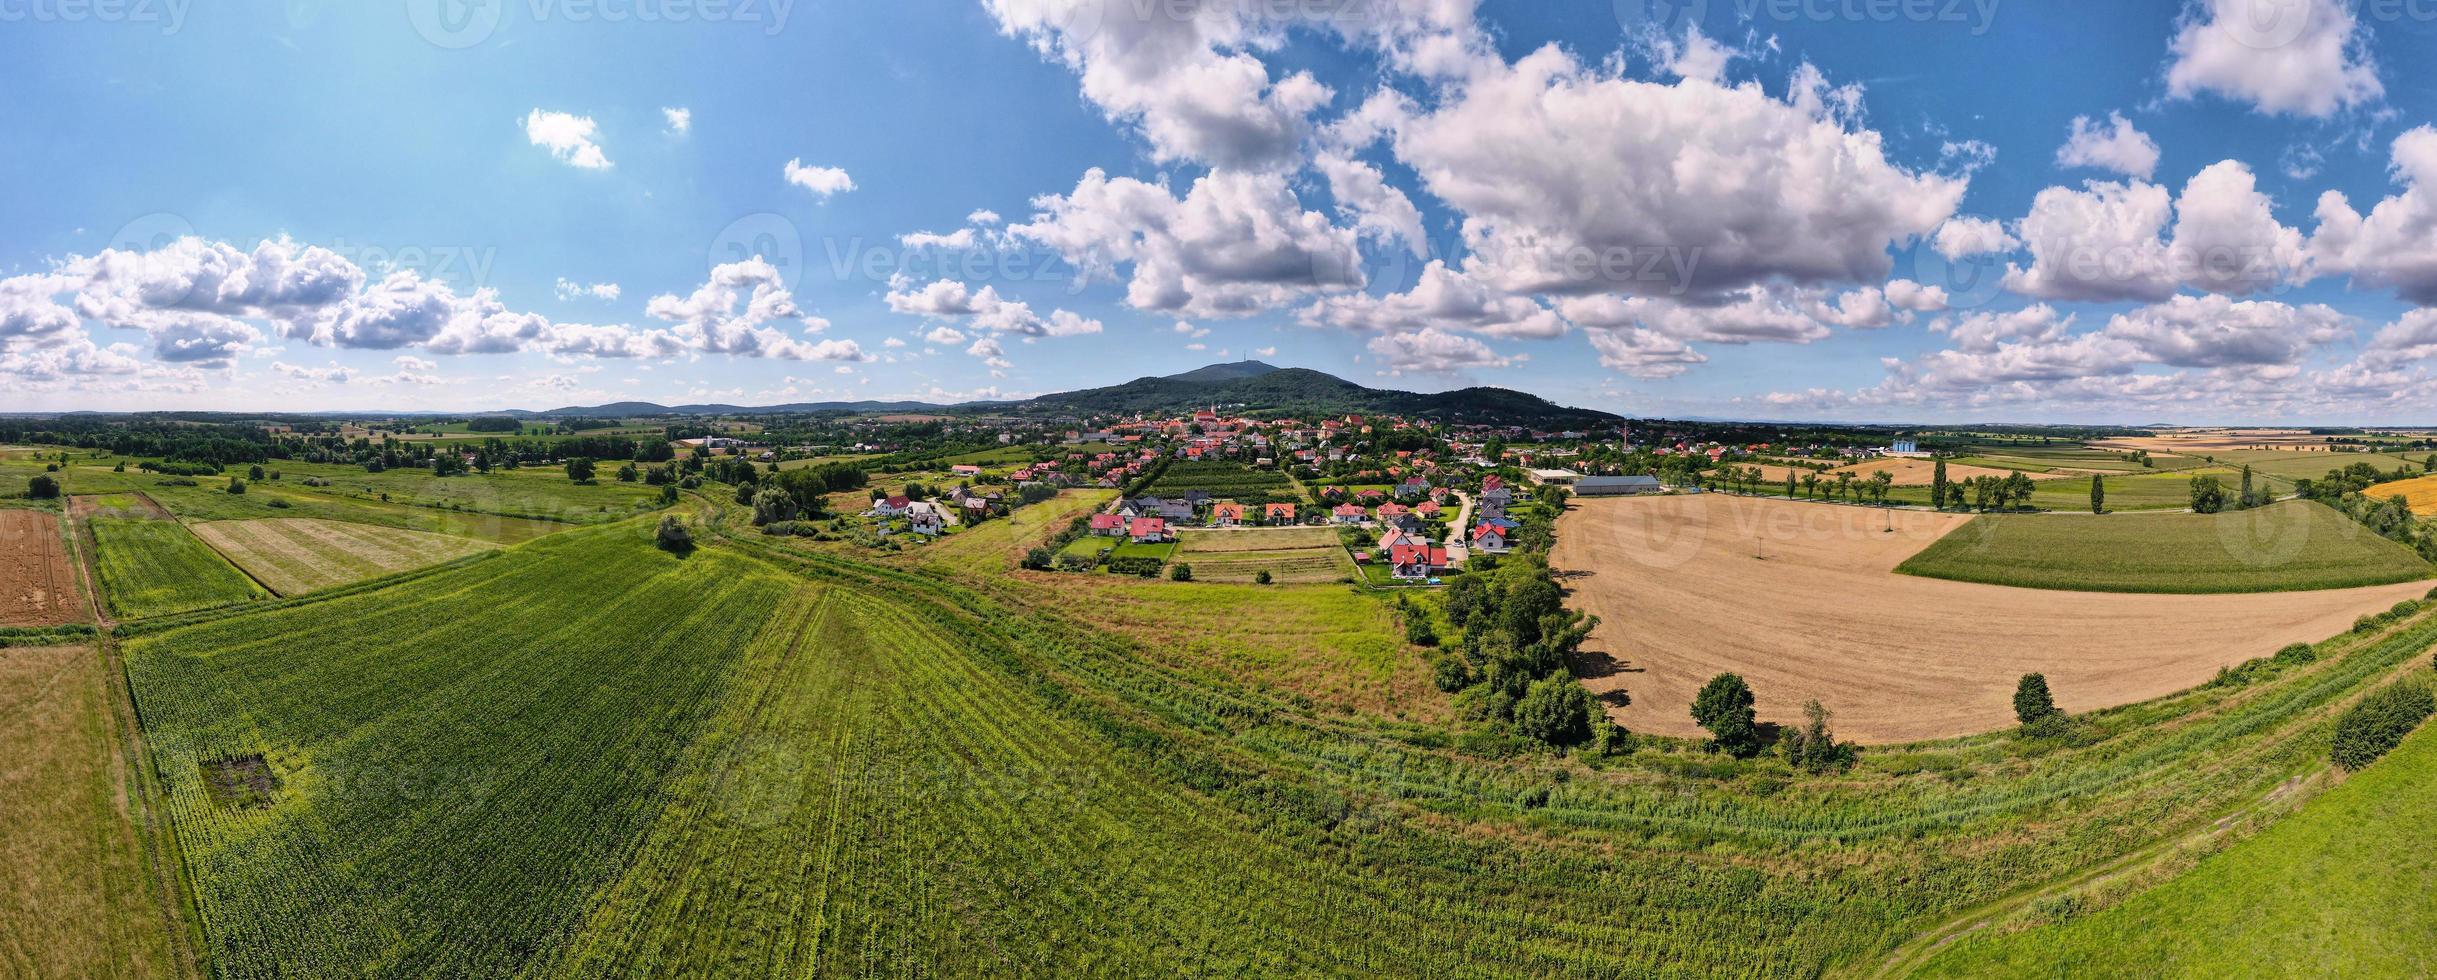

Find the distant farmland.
xmin=1899 ymin=502 xmax=2434 ymax=593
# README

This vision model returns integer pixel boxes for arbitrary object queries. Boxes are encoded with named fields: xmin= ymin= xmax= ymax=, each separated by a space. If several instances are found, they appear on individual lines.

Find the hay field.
xmin=2366 ymin=473 xmax=2437 ymax=516
xmin=1819 ymin=458 xmax=2046 ymax=486
xmin=0 ymin=645 xmax=183 ymax=978
xmin=188 ymin=519 xmax=495 ymax=596
xmin=1551 ymin=494 xmax=2433 ymax=742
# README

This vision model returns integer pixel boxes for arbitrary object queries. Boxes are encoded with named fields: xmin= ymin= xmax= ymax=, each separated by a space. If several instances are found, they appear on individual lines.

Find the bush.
xmin=266 ymin=498 xmax=291 ymax=509
xmin=1432 ymin=655 xmax=1474 ymax=693
xmin=1021 ymin=547 xmax=1054 ymax=571
xmin=248 ymin=464 xmax=266 ymax=480
xmin=1107 ymin=556 xmax=1163 ymax=577
xmin=1781 ymin=700 xmax=1857 ymax=774
xmin=1169 ymin=563 xmax=1194 ymax=582
xmin=1514 ymin=672 xmax=1599 ymax=747
xmin=1253 ymin=570 xmax=1272 ymax=585
xmin=2273 ymin=642 xmax=2317 ymax=666
xmin=654 ymin=516 xmax=693 ymax=553
xmin=25 ymin=474 xmax=59 ymax=499
xmin=1404 ymin=615 xmax=1438 ymax=647
xmin=2331 ymin=680 xmax=2435 ymax=771
xmin=226 ymin=477 xmax=247 ymax=495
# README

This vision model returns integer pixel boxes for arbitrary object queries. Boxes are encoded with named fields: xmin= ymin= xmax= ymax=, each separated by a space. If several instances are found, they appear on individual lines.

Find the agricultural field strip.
xmin=88 ymin=517 xmax=266 ymax=620
xmin=0 ymin=511 xmax=85 ymax=626
xmin=125 ymin=536 xmax=786 ymax=977
xmin=189 ymin=519 xmax=494 ymax=596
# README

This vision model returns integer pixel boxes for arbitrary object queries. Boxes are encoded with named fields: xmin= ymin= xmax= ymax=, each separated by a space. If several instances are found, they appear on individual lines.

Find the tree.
xmin=2013 ymin=673 xmax=2056 ymax=724
xmin=1514 ymin=672 xmax=1599 ymax=747
xmin=566 ymin=458 xmax=596 ymax=483
xmin=2189 ymin=474 xmax=2227 ymax=514
xmin=248 ymin=464 xmax=265 ymax=480
xmin=226 ymin=477 xmax=246 ymax=495
xmin=654 ymin=515 xmax=693 ymax=553
xmin=1691 ymin=673 xmax=1763 ymax=758
xmin=2003 ymin=471 xmax=2036 ymax=509
xmin=1254 ymin=569 xmax=1272 ymax=585
xmin=1801 ymin=472 xmax=1820 ymax=500
xmin=2090 ymin=474 xmax=2105 ymax=514
xmin=1783 ymin=699 xmax=1856 ymax=773
xmin=616 ymin=463 xmax=639 ymax=483
xmin=1021 ymin=547 xmax=1054 ymax=571
xmin=1785 ymin=470 xmax=1797 ymax=498
xmin=751 ymin=487 xmax=798 ymax=526
xmin=26 ymin=474 xmax=59 ymax=499
xmin=1931 ymin=459 xmax=1949 ymax=510
xmin=1169 ymin=563 xmax=1193 ymax=582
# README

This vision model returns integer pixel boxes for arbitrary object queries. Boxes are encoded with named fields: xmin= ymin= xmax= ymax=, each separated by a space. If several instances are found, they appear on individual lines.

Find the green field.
xmin=1143 ymin=460 xmax=1299 ymax=504
xmin=90 ymin=517 xmax=269 ymax=619
xmin=1899 ymin=503 xmax=2434 ymax=593
xmin=2028 ymin=467 xmax=2246 ymax=511
xmin=61 ymin=489 xmax=2437 ymax=977
xmin=269 ymin=460 xmax=669 ymax=524
xmin=1918 ymin=719 xmax=2437 ymax=977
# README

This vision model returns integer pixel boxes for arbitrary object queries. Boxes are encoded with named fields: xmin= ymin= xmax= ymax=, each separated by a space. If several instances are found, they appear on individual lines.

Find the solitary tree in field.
xmin=1692 ymin=673 xmax=1764 ymax=758
xmin=2090 ymin=475 xmax=2105 ymax=514
xmin=1931 ymin=459 xmax=1949 ymax=510
xmin=2013 ymin=673 xmax=2057 ymax=724
xmin=566 ymin=458 xmax=596 ymax=483
xmin=26 ymin=475 xmax=59 ymax=499
xmin=654 ymin=515 xmax=693 ymax=553
xmin=2189 ymin=474 xmax=2228 ymax=514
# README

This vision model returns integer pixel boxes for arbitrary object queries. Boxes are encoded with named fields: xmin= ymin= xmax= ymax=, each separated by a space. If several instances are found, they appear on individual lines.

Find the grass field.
xmin=89 ymin=517 xmax=268 ymax=619
xmin=187 ymin=519 xmax=495 ymax=596
xmin=1898 ymin=503 xmax=2433 ymax=594
xmin=2026 ymin=466 xmax=2246 ymax=511
xmin=1170 ymin=527 xmax=1353 ymax=584
xmin=1142 ymin=460 xmax=1299 ymax=504
xmin=0 ymin=645 xmax=183 ymax=979
xmin=1917 ymin=719 xmax=2437 ymax=977
xmin=2366 ymin=473 xmax=2437 ymax=516
xmin=65 ymin=485 xmax=2437 ymax=977
xmin=269 ymin=460 xmax=668 ymax=524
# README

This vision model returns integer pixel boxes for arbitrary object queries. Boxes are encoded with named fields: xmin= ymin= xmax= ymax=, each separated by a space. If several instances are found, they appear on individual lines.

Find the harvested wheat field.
xmin=1552 ymin=494 xmax=2432 ymax=743
xmin=0 ymin=510 xmax=85 ymax=625
xmin=2366 ymin=474 xmax=2437 ymax=516
xmin=188 ymin=518 xmax=493 ymax=596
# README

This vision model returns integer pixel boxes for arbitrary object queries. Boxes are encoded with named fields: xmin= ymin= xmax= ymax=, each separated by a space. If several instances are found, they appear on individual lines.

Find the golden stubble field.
xmin=1552 ymin=494 xmax=2431 ymax=742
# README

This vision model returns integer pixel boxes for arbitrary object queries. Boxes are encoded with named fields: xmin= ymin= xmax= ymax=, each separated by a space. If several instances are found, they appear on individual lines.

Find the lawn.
xmin=89 ymin=517 xmax=268 ymax=618
xmin=188 ymin=519 xmax=496 ymax=596
xmin=1916 ymin=718 xmax=2437 ymax=978
xmin=1897 ymin=502 xmax=2434 ymax=593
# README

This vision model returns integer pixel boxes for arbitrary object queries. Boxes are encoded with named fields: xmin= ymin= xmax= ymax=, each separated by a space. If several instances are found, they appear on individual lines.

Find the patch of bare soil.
xmin=0 ymin=510 xmax=85 ymax=626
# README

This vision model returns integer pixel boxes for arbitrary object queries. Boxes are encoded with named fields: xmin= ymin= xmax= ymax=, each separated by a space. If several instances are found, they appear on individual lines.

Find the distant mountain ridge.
xmin=511 ymin=361 xmax=1619 ymax=426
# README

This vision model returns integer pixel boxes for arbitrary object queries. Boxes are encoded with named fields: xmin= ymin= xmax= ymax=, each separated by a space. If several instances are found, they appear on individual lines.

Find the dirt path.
xmin=1553 ymin=494 xmax=2431 ymax=742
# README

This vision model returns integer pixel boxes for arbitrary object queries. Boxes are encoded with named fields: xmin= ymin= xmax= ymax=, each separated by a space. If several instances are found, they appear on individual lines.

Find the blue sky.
xmin=2 ymin=0 xmax=2435 ymax=422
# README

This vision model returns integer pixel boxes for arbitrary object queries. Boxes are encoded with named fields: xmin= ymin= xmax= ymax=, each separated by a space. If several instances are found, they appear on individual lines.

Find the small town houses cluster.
xmin=828 ymin=407 xmax=1678 ymax=568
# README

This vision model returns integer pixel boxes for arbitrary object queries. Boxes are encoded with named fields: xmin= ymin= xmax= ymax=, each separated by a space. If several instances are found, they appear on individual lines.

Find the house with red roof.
xmin=1389 ymin=542 xmax=1448 ymax=579
xmin=1470 ymin=524 xmax=1509 ymax=554
xmin=1415 ymin=500 xmax=1442 ymax=518
xmin=872 ymin=495 xmax=911 ymax=517
xmin=1127 ymin=517 xmax=1171 ymax=543
xmin=1211 ymin=502 xmax=1246 ymax=526
xmin=1331 ymin=503 xmax=1366 ymax=524
xmin=1264 ymin=503 xmax=1296 ymax=524
xmin=1089 ymin=513 xmax=1126 ymax=536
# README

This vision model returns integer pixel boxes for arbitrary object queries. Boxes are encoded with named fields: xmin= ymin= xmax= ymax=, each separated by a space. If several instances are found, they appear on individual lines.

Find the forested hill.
xmin=517 ymin=361 xmax=1620 ymax=426
xmin=1008 ymin=362 xmax=1620 ymax=426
